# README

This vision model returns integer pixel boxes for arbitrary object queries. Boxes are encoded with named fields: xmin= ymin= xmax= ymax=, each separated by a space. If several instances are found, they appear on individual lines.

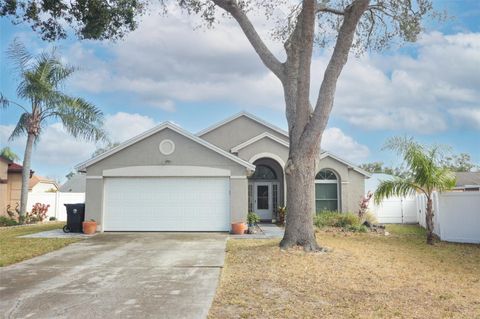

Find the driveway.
xmin=0 ymin=233 xmax=227 ymax=319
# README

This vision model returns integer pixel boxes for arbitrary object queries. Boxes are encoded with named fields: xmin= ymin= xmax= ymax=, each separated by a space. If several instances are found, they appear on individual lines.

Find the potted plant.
xmin=231 ymin=221 xmax=246 ymax=235
xmin=247 ymin=212 xmax=260 ymax=227
xmin=82 ymin=219 xmax=97 ymax=234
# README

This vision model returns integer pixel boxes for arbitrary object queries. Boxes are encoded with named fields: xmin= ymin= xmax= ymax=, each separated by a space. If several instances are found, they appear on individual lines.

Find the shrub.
xmin=25 ymin=203 xmax=50 ymax=224
xmin=247 ymin=212 xmax=260 ymax=225
xmin=314 ymin=211 xmax=366 ymax=232
xmin=0 ymin=216 xmax=19 ymax=227
xmin=49 ymin=216 xmax=57 ymax=221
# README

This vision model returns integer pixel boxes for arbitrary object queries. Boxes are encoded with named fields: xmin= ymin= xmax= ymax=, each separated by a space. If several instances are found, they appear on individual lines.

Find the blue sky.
xmin=1 ymin=0 xmax=479 ymax=182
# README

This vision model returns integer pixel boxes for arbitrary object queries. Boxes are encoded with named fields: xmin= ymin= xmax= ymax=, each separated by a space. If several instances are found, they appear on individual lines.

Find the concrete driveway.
xmin=0 ymin=233 xmax=227 ymax=319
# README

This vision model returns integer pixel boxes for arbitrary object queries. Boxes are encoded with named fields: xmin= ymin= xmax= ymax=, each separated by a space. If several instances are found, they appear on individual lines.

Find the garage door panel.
xmin=104 ymin=177 xmax=230 ymax=231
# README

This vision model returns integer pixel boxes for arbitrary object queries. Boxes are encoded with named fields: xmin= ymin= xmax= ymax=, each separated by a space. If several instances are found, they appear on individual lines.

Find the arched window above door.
xmin=250 ymin=165 xmax=277 ymax=180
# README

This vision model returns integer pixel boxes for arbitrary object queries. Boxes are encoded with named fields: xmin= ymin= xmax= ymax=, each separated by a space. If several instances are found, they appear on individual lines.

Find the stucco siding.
xmin=346 ymin=169 xmax=366 ymax=213
xmin=200 ymin=116 xmax=288 ymax=151
xmin=230 ymin=178 xmax=248 ymax=223
xmin=86 ymin=128 xmax=248 ymax=177
xmin=85 ymin=178 xmax=103 ymax=224
xmin=236 ymin=138 xmax=289 ymax=166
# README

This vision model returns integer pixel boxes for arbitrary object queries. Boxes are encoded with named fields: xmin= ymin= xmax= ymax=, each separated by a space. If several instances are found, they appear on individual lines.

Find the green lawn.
xmin=0 ymin=222 xmax=80 ymax=267
xmin=209 ymin=224 xmax=480 ymax=319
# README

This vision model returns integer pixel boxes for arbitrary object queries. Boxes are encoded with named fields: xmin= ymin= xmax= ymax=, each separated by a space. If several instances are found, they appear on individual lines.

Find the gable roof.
xmin=75 ymin=121 xmax=255 ymax=171
xmin=59 ymin=174 xmax=86 ymax=192
xmin=454 ymin=172 xmax=480 ymax=187
xmin=197 ymin=111 xmax=289 ymax=138
xmin=320 ymin=151 xmax=371 ymax=177
xmin=231 ymin=132 xmax=289 ymax=153
xmin=29 ymin=175 xmax=59 ymax=189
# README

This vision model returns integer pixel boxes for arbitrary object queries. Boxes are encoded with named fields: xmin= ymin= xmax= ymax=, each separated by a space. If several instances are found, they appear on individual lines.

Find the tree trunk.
xmin=425 ymin=197 xmax=434 ymax=245
xmin=280 ymin=149 xmax=322 ymax=251
xmin=19 ymin=133 xmax=35 ymax=223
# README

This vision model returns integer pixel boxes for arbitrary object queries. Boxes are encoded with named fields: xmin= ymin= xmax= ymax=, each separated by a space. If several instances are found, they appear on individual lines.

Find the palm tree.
xmin=374 ymin=137 xmax=456 ymax=244
xmin=0 ymin=147 xmax=20 ymax=161
xmin=0 ymin=40 xmax=105 ymax=222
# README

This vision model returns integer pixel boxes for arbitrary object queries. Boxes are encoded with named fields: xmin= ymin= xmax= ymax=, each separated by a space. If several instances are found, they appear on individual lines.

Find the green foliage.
xmin=440 ymin=153 xmax=478 ymax=172
xmin=314 ymin=211 xmax=362 ymax=230
xmin=2 ymin=39 xmax=106 ymax=143
xmin=374 ymin=137 xmax=456 ymax=205
xmin=0 ymin=216 xmax=19 ymax=227
xmin=91 ymin=142 xmax=121 ymax=158
xmin=364 ymin=212 xmax=378 ymax=225
xmin=0 ymin=147 xmax=20 ymax=161
xmin=49 ymin=216 xmax=57 ymax=221
xmin=247 ymin=212 xmax=260 ymax=226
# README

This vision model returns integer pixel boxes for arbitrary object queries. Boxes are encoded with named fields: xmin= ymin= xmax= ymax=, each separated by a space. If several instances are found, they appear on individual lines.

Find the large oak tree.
xmin=2 ymin=0 xmax=437 ymax=249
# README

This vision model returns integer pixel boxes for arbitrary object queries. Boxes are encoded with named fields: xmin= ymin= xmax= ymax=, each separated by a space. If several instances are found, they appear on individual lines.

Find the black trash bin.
xmin=63 ymin=203 xmax=85 ymax=233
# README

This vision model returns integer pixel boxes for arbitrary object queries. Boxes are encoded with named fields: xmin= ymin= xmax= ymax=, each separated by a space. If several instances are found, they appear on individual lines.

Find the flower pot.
xmin=231 ymin=222 xmax=246 ymax=235
xmin=82 ymin=221 xmax=97 ymax=234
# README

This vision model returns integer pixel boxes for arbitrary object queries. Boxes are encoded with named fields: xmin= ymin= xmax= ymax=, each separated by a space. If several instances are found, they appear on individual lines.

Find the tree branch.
xmin=316 ymin=2 xmax=344 ymax=15
xmin=212 ymin=0 xmax=285 ymax=80
xmin=302 ymin=0 xmax=370 ymax=150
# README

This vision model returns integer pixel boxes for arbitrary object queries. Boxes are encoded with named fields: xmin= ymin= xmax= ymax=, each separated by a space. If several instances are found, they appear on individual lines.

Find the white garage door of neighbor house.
xmin=103 ymin=177 xmax=230 ymax=231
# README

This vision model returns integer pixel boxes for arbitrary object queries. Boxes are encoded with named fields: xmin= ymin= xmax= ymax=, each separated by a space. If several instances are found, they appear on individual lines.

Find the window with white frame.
xmin=315 ymin=169 xmax=339 ymax=212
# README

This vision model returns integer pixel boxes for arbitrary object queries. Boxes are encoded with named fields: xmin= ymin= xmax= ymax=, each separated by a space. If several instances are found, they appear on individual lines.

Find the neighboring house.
xmin=0 ymin=158 xmax=34 ymax=215
xmin=453 ymin=172 xmax=480 ymax=192
xmin=29 ymin=175 xmax=59 ymax=193
xmin=59 ymin=174 xmax=86 ymax=193
xmin=76 ymin=112 xmax=370 ymax=232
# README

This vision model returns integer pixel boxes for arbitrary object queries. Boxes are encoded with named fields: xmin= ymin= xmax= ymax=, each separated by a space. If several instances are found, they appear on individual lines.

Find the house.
xmin=76 ymin=112 xmax=370 ymax=232
xmin=59 ymin=173 xmax=86 ymax=193
xmin=0 ymin=158 xmax=34 ymax=215
xmin=29 ymin=175 xmax=58 ymax=193
xmin=453 ymin=172 xmax=480 ymax=192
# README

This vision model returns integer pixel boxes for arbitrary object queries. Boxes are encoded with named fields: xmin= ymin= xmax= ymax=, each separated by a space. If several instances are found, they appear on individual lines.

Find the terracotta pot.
xmin=82 ymin=221 xmax=97 ymax=234
xmin=231 ymin=222 xmax=246 ymax=235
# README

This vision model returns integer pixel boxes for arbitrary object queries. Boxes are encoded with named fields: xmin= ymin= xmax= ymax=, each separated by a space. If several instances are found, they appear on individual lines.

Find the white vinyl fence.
xmin=27 ymin=192 xmax=85 ymax=221
xmin=371 ymin=191 xmax=480 ymax=244
xmin=417 ymin=192 xmax=480 ymax=244
xmin=369 ymin=196 xmax=417 ymax=224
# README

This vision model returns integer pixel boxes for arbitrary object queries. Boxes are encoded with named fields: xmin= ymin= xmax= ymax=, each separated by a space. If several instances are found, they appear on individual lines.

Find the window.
xmin=315 ymin=169 xmax=339 ymax=212
xmin=250 ymin=165 xmax=277 ymax=180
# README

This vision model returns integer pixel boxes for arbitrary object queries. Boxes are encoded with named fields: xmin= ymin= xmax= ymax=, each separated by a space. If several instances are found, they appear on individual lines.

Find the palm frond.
xmin=374 ymin=178 xmax=422 ymax=205
xmin=0 ymin=94 xmax=10 ymax=109
xmin=9 ymin=113 xmax=29 ymax=141
xmin=7 ymin=38 xmax=33 ymax=73
xmin=55 ymin=96 xmax=106 ymax=142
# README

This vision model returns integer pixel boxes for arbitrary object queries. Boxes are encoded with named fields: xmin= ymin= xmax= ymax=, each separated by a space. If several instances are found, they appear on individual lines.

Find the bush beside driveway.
xmin=209 ymin=225 xmax=480 ymax=318
xmin=0 ymin=222 xmax=79 ymax=266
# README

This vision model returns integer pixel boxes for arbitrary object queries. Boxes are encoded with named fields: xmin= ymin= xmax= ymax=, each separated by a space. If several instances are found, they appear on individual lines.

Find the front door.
xmin=254 ymin=182 xmax=272 ymax=220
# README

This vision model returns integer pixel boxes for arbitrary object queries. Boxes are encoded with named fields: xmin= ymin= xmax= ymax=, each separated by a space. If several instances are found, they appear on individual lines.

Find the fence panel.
xmin=26 ymin=192 xmax=85 ymax=221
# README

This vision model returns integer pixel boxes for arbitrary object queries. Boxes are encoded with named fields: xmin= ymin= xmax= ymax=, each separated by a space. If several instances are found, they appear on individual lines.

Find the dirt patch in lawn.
xmin=209 ymin=225 xmax=480 ymax=319
xmin=0 ymin=222 xmax=80 ymax=266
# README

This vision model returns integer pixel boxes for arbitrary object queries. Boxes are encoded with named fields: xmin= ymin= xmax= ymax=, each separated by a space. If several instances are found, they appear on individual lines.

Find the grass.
xmin=209 ymin=224 xmax=480 ymax=319
xmin=0 ymin=222 xmax=80 ymax=267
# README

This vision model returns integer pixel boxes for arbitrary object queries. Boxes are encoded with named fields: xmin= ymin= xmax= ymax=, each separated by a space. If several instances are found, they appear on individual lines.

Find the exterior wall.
xmin=200 ymin=116 xmax=288 ymax=151
xmin=0 ymin=160 xmax=8 ymax=215
xmin=7 ymin=173 xmax=22 ymax=209
xmin=86 ymin=128 xmax=248 ymax=177
xmin=316 ymin=156 xmax=366 ymax=213
xmin=236 ymin=138 xmax=289 ymax=166
xmin=230 ymin=178 xmax=248 ymax=223
xmin=84 ymin=128 xmax=250 ymax=229
xmin=85 ymin=178 xmax=103 ymax=224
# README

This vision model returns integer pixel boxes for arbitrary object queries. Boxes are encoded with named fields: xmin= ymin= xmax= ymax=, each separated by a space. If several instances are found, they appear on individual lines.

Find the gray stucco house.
xmin=76 ymin=112 xmax=370 ymax=232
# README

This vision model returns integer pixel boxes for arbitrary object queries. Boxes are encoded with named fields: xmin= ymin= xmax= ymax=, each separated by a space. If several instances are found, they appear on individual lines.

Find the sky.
xmin=0 ymin=0 xmax=479 ymax=183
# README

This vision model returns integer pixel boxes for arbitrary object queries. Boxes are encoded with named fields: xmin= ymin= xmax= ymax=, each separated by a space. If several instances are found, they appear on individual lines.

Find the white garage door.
xmin=103 ymin=177 xmax=230 ymax=231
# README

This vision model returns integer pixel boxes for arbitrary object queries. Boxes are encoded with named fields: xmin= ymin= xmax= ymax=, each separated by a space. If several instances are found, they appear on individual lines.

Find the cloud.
xmin=0 ymin=112 xmax=158 ymax=178
xmin=103 ymin=112 xmax=157 ymax=143
xmin=321 ymin=127 xmax=370 ymax=163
